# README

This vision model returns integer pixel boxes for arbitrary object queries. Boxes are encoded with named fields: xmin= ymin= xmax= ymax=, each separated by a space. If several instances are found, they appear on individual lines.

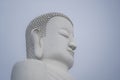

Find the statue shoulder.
xmin=11 ymin=59 xmax=48 ymax=80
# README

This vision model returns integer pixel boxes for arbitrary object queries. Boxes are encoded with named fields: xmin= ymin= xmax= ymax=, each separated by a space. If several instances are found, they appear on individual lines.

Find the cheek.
xmin=42 ymin=35 xmax=69 ymax=54
xmin=55 ymin=35 xmax=69 ymax=47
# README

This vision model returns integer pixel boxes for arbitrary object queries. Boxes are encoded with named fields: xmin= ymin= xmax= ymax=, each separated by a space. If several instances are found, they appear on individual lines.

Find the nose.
xmin=68 ymin=41 xmax=77 ymax=50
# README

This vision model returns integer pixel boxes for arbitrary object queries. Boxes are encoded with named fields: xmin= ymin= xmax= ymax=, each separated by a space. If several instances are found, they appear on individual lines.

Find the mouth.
xmin=67 ymin=48 xmax=74 ymax=56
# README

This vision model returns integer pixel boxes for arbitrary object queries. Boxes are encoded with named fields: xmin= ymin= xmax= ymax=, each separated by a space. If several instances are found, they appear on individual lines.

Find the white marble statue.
xmin=11 ymin=12 xmax=77 ymax=80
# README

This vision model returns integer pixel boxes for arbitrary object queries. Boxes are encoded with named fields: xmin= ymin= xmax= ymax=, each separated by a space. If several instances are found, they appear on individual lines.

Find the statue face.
xmin=42 ymin=16 xmax=76 ymax=68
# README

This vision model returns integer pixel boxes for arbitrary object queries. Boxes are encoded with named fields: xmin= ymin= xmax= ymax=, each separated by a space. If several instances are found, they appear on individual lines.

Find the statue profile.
xmin=11 ymin=12 xmax=77 ymax=80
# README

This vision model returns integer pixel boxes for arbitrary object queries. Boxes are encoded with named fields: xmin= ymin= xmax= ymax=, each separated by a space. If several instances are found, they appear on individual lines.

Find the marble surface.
xmin=11 ymin=13 xmax=76 ymax=80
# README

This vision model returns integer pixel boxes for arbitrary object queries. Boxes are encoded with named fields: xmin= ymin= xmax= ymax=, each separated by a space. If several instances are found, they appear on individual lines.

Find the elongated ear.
xmin=31 ymin=28 xmax=43 ymax=59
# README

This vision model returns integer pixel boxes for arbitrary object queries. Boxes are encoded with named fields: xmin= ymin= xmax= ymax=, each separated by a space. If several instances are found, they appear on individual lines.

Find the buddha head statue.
xmin=26 ymin=12 xmax=76 ymax=69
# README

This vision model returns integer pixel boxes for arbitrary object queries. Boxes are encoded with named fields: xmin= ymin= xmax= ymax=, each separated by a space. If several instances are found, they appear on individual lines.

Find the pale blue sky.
xmin=0 ymin=0 xmax=120 ymax=80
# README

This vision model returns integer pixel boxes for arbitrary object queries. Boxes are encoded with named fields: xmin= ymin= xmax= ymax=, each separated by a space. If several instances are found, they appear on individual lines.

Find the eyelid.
xmin=59 ymin=30 xmax=69 ymax=38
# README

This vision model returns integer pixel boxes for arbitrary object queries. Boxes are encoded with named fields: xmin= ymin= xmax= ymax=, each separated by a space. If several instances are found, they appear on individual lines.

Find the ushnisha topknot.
xmin=26 ymin=12 xmax=73 ymax=59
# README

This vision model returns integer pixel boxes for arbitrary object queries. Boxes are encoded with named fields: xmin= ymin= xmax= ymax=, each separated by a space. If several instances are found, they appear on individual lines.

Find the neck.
xmin=42 ymin=59 xmax=69 ymax=72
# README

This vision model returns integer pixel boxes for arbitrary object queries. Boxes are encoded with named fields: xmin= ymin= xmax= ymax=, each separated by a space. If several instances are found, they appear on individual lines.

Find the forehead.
xmin=46 ymin=16 xmax=73 ymax=33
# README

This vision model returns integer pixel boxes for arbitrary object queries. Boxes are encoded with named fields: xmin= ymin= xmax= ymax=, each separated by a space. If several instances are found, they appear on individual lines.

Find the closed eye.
xmin=59 ymin=30 xmax=69 ymax=38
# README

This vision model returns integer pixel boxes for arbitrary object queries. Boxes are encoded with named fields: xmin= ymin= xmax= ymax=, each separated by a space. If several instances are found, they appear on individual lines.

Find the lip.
xmin=67 ymin=48 xmax=74 ymax=56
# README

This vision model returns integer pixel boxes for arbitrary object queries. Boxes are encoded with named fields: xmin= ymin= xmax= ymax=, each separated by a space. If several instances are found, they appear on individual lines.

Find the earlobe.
xmin=31 ymin=28 xmax=43 ymax=59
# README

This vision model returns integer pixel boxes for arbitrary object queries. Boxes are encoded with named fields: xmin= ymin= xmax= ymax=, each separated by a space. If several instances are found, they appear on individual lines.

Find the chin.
xmin=54 ymin=51 xmax=74 ymax=69
xmin=65 ymin=54 xmax=74 ymax=69
xmin=44 ymin=51 xmax=74 ymax=69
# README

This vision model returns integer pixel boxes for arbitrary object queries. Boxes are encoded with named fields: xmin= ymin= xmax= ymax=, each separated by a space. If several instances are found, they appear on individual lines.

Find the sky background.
xmin=0 ymin=0 xmax=120 ymax=80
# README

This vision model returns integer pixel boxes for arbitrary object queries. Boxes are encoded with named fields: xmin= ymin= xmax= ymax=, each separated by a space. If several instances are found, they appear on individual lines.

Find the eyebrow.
xmin=61 ymin=28 xmax=70 ymax=34
xmin=61 ymin=28 xmax=74 ymax=37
